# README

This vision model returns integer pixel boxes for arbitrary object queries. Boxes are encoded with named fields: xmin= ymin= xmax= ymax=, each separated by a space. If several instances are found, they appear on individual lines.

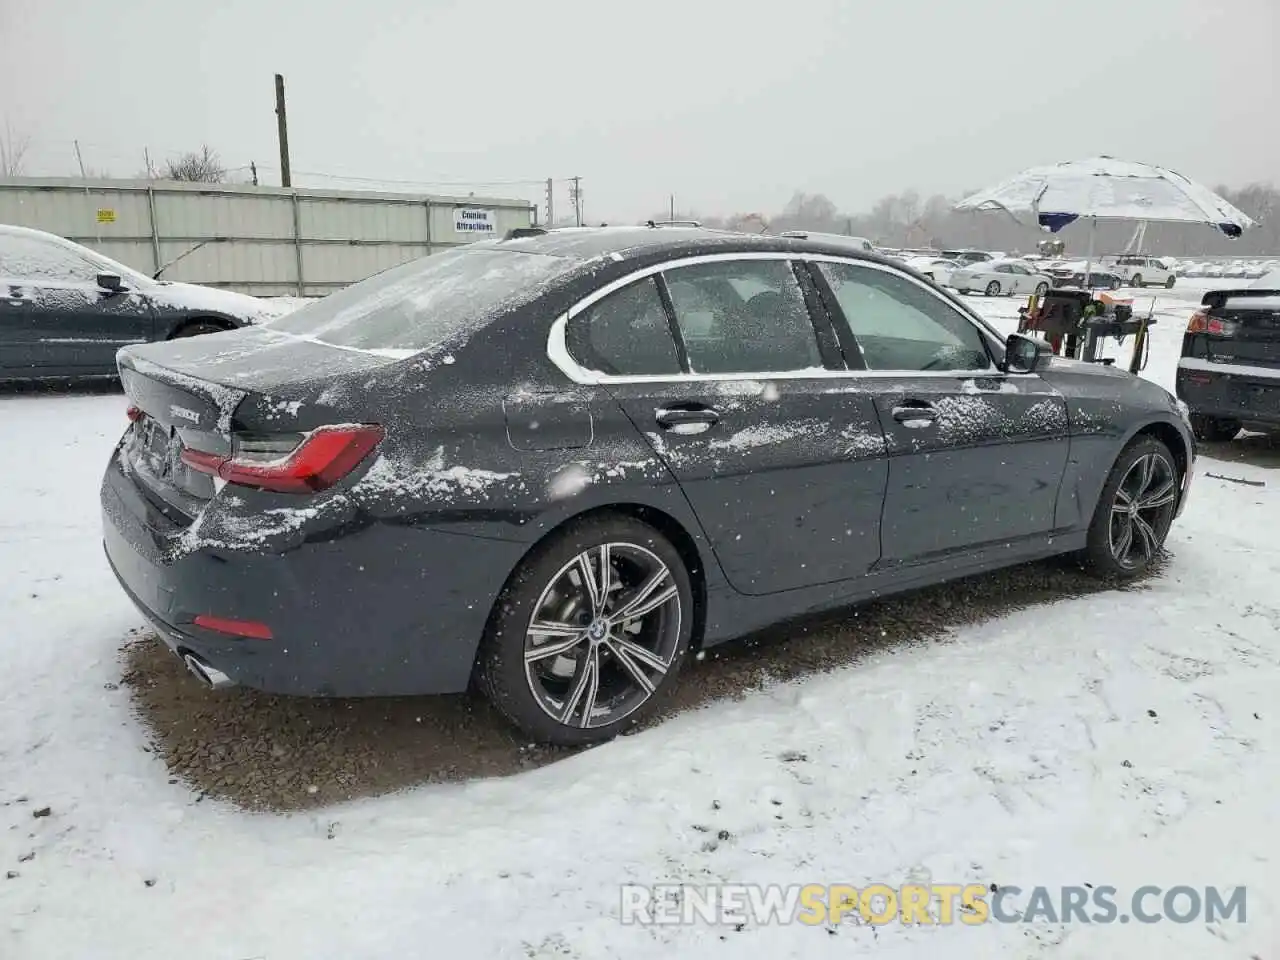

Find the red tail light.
xmin=1187 ymin=311 xmax=1236 ymax=336
xmin=126 ymin=404 xmax=144 ymax=422
xmin=193 ymin=614 xmax=274 ymax=640
xmin=182 ymin=424 xmax=384 ymax=494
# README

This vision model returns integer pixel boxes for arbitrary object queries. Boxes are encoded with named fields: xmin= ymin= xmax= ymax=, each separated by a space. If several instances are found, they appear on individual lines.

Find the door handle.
xmin=655 ymin=406 xmax=720 ymax=430
xmin=891 ymin=403 xmax=938 ymax=424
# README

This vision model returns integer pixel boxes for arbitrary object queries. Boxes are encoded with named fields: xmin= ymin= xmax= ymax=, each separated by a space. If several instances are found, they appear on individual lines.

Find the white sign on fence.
xmin=454 ymin=207 xmax=496 ymax=236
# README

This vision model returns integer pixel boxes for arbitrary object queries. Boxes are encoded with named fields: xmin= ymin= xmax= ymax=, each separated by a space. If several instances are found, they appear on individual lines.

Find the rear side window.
xmin=0 ymin=234 xmax=101 ymax=283
xmin=817 ymin=262 xmax=992 ymax=372
xmin=272 ymin=247 xmax=574 ymax=351
xmin=566 ymin=277 xmax=681 ymax=376
xmin=663 ymin=260 xmax=822 ymax=374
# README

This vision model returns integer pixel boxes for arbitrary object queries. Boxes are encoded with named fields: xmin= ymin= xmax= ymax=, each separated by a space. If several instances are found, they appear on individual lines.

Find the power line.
xmin=253 ymin=164 xmax=549 ymax=188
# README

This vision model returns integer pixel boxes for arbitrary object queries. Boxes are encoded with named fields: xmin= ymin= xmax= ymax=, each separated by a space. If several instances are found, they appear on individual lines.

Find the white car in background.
xmin=949 ymin=258 xmax=1052 ymax=297
xmin=904 ymin=256 xmax=963 ymax=286
xmin=1101 ymin=255 xmax=1177 ymax=288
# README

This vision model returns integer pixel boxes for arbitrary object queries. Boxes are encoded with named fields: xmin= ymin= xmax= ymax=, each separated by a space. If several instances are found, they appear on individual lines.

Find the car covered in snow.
xmin=903 ymin=256 xmax=963 ymax=286
xmin=100 ymin=226 xmax=1195 ymax=746
xmin=0 ymin=224 xmax=275 ymax=380
xmin=1044 ymin=260 xmax=1125 ymax=290
xmin=1099 ymin=255 xmax=1177 ymax=289
xmin=949 ymin=258 xmax=1053 ymax=297
xmin=941 ymin=249 xmax=994 ymax=266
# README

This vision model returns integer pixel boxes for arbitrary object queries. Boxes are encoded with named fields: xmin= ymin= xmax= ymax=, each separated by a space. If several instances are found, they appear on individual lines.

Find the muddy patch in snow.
xmin=121 ymin=553 xmax=1157 ymax=812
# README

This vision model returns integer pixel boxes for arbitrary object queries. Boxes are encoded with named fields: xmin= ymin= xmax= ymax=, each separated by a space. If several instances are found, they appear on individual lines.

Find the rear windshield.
xmin=271 ymin=247 xmax=574 ymax=351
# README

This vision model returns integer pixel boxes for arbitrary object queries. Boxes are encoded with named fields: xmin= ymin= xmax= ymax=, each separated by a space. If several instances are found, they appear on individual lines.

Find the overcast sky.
xmin=2 ymin=0 xmax=1276 ymax=221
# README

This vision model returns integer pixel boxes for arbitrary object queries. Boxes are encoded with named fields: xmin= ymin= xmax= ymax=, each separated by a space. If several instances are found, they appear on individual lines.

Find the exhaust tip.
xmin=182 ymin=653 xmax=234 ymax=691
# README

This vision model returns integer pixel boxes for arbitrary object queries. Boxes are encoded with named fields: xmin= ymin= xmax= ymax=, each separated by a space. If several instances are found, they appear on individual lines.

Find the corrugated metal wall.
xmin=0 ymin=178 xmax=536 ymax=296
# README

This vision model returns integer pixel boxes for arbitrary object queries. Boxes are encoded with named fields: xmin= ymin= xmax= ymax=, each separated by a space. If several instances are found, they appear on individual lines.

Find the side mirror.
xmin=97 ymin=272 xmax=125 ymax=293
xmin=1002 ymin=332 xmax=1052 ymax=373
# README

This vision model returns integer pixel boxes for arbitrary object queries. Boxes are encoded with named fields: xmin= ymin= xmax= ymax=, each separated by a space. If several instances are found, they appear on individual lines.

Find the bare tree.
xmin=163 ymin=145 xmax=226 ymax=183
xmin=1 ymin=118 xmax=31 ymax=177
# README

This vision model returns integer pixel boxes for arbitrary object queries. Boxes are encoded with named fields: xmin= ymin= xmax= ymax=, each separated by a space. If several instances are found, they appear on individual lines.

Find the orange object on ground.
xmin=1095 ymin=291 xmax=1134 ymax=308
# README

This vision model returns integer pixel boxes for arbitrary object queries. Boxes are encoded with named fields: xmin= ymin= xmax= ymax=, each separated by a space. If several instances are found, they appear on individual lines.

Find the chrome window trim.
xmin=546 ymin=251 xmax=1008 ymax=385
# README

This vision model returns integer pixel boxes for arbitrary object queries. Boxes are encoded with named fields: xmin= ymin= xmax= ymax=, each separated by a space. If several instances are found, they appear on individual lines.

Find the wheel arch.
xmin=165 ymin=315 xmax=238 ymax=339
xmin=491 ymin=501 xmax=712 ymax=655
xmin=1133 ymin=419 xmax=1192 ymax=500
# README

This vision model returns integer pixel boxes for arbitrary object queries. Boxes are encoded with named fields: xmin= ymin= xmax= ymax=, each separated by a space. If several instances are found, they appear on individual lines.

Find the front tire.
xmin=1034 ymin=282 xmax=1049 ymax=297
xmin=1165 ymin=275 xmax=1176 ymax=288
xmin=1081 ymin=436 xmax=1180 ymax=580
xmin=985 ymin=280 xmax=1001 ymax=296
xmin=476 ymin=515 xmax=694 ymax=746
xmin=1189 ymin=414 xmax=1240 ymax=443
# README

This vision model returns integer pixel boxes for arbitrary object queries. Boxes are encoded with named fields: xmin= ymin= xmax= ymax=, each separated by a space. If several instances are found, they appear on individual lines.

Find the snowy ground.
xmin=2 ymin=282 xmax=1277 ymax=959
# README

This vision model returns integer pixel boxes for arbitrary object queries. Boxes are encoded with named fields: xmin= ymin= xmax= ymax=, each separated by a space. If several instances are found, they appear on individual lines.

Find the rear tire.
xmin=1080 ymin=436 xmax=1180 ymax=580
xmin=170 ymin=320 xmax=231 ymax=339
xmin=1131 ymin=274 xmax=1144 ymax=288
xmin=1189 ymin=414 xmax=1240 ymax=443
xmin=1034 ymin=282 xmax=1049 ymax=297
xmin=985 ymin=280 xmax=1001 ymax=296
xmin=476 ymin=514 xmax=694 ymax=746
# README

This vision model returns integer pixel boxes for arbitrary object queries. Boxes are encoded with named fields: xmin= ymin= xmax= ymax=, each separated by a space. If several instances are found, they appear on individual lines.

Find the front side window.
xmin=662 ymin=259 xmax=822 ymax=374
xmin=0 ymin=234 xmax=102 ymax=283
xmin=566 ymin=277 xmax=681 ymax=376
xmin=816 ymin=261 xmax=993 ymax=372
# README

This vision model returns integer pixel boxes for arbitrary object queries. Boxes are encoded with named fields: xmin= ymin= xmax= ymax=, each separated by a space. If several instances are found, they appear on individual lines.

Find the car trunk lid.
xmin=1194 ymin=288 xmax=1280 ymax=372
xmin=116 ymin=326 xmax=406 ymax=521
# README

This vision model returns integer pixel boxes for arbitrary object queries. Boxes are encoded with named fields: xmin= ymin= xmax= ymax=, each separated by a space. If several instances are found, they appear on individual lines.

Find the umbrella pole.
xmin=1084 ymin=217 xmax=1095 ymax=292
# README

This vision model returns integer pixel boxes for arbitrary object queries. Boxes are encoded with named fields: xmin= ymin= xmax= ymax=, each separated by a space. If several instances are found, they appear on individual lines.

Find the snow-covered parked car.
xmin=0 ymin=224 xmax=275 ymax=380
xmin=101 ymin=226 xmax=1195 ymax=746
xmin=1100 ymin=255 xmax=1177 ymax=289
xmin=904 ymin=256 xmax=962 ymax=286
xmin=1044 ymin=260 xmax=1124 ymax=290
xmin=950 ymin=258 xmax=1052 ymax=297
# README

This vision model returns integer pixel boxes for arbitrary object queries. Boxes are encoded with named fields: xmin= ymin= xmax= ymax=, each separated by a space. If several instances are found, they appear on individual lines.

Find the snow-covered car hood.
xmin=146 ymin=280 xmax=275 ymax=324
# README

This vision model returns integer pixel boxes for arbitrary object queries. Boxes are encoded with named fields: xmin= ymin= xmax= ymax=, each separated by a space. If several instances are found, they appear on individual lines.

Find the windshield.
xmin=271 ymin=246 xmax=574 ymax=351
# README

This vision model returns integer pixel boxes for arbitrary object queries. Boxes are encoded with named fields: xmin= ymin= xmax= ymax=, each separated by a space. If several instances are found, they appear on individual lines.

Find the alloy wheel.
xmin=1108 ymin=453 xmax=1177 ymax=569
xmin=523 ymin=542 xmax=683 ymax=730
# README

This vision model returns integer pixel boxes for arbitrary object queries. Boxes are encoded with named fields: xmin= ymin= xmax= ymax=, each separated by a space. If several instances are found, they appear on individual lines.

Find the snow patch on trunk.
xmin=122 ymin=353 xmax=247 ymax=435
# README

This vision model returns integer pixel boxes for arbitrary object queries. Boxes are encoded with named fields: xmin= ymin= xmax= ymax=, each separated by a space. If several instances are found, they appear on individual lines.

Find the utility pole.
xmin=73 ymin=139 xmax=100 ymax=245
xmin=274 ymin=73 xmax=292 ymax=188
xmin=143 ymin=147 xmax=154 ymax=179
xmin=570 ymin=176 xmax=582 ymax=226
xmin=670 ymin=194 xmax=675 ymax=222
xmin=545 ymin=177 xmax=555 ymax=226
xmin=250 ymin=161 xmax=259 ymax=186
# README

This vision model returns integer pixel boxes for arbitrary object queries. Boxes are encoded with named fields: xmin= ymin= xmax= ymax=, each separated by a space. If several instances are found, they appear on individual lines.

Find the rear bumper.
xmin=101 ymin=453 xmax=526 ymax=697
xmin=1175 ymin=358 xmax=1280 ymax=427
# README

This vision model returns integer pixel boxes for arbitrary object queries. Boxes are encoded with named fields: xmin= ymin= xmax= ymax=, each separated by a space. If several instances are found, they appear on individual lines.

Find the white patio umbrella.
xmin=954 ymin=156 xmax=1256 ymax=285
